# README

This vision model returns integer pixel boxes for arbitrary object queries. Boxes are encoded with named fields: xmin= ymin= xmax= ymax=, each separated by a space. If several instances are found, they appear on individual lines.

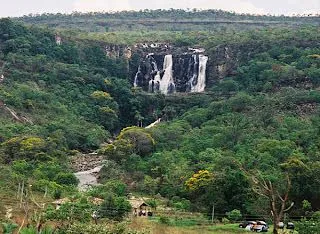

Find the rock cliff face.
xmin=130 ymin=44 xmax=210 ymax=94
xmin=105 ymin=43 xmax=244 ymax=93
xmin=133 ymin=53 xmax=209 ymax=94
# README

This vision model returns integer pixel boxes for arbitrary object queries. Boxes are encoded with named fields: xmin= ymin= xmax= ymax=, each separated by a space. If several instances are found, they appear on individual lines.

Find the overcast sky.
xmin=0 ymin=0 xmax=319 ymax=17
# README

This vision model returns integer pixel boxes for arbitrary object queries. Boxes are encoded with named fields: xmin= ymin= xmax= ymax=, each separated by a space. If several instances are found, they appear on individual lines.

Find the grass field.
xmin=129 ymin=218 xmax=251 ymax=234
xmin=128 ymin=217 xmax=299 ymax=234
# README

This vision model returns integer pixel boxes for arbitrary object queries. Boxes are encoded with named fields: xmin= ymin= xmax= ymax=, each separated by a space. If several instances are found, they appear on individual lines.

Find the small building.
xmin=128 ymin=199 xmax=151 ymax=217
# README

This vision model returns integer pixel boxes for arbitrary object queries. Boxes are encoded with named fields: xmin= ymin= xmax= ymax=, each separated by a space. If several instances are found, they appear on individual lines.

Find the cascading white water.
xmin=191 ymin=54 xmax=208 ymax=93
xmin=152 ymin=61 xmax=158 ymax=71
xmin=148 ymin=79 xmax=153 ymax=92
xmin=134 ymin=52 xmax=207 ymax=94
xmin=133 ymin=65 xmax=141 ymax=87
xmin=154 ymin=71 xmax=161 ymax=92
xmin=160 ymin=55 xmax=175 ymax=94
xmin=188 ymin=55 xmax=198 ymax=91
xmin=196 ymin=55 xmax=208 ymax=92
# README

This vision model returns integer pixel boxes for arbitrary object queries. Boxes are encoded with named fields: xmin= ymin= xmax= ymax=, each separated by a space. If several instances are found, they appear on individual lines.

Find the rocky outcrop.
xmin=70 ymin=153 xmax=104 ymax=172
xmin=105 ymin=44 xmax=132 ymax=59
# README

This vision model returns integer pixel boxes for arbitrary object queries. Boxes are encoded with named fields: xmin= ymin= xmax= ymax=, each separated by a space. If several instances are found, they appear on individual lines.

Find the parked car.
xmin=239 ymin=220 xmax=268 ymax=232
xmin=286 ymin=222 xmax=294 ymax=230
xmin=253 ymin=221 xmax=269 ymax=232
xmin=239 ymin=221 xmax=257 ymax=228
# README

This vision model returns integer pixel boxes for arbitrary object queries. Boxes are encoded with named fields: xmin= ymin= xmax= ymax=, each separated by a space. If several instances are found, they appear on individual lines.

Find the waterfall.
xmin=154 ymin=71 xmax=161 ymax=92
xmin=191 ymin=54 xmax=208 ymax=93
xmin=148 ymin=54 xmax=160 ymax=92
xmin=133 ymin=65 xmax=141 ymax=87
xmin=151 ymin=59 xmax=158 ymax=71
xmin=133 ymin=52 xmax=207 ymax=94
xmin=196 ymin=55 xmax=208 ymax=92
xmin=148 ymin=79 xmax=154 ymax=92
xmin=160 ymin=55 xmax=175 ymax=94
xmin=188 ymin=55 xmax=198 ymax=92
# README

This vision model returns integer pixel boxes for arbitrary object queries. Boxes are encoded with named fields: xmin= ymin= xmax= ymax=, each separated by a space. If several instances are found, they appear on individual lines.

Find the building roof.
xmin=129 ymin=199 xmax=149 ymax=209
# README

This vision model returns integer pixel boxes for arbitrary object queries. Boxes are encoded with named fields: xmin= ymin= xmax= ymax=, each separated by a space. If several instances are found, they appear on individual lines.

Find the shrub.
xmin=87 ymin=180 xmax=127 ymax=198
xmin=159 ymin=216 xmax=171 ymax=225
xmin=312 ymin=211 xmax=320 ymax=221
xmin=54 ymin=172 xmax=79 ymax=186
xmin=146 ymin=199 xmax=157 ymax=209
xmin=117 ymin=127 xmax=155 ymax=156
xmin=226 ymin=209 xmax=242 ymax=222
xmin=53 ymin=189 xmax=62 ymax=199
xmin=295 ymin=219 xmax=320 ymax=234
xmin=222 ymin=217 xmax=230 ymax=224
xmin=45 ymin=201 xmax=94 ymax=223
xmin=32 ymin=179 xmax=63 ymax=195
xmin=99 ymin=160 xmax=124 ymax=181
xmin=1 ymin=222 xmax=18 ymax=234
xmin=98 ymin=194 xmax=131 ymax=221
xmin=173 ymin=199 xmax=191 ymax=211
xmin=19 ymin=225 xmax=55 ymax=234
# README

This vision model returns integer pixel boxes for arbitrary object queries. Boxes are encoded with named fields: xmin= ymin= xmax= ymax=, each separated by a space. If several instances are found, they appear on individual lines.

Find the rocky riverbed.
xmin=74 ymin=166 xmax=103 ymax=191
xmin=71 ymin=153 xmax=105 ymax=191
xmin=70 ymin=153 xmax=104 ymax=172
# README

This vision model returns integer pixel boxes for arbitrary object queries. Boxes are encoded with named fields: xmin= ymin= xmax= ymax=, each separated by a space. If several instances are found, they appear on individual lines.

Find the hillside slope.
xmin=0 ymin=14 xmax=319 ymax=230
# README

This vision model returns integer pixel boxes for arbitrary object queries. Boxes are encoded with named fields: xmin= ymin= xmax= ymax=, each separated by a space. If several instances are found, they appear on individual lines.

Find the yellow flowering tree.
xmin=185 ymin=170 xmax=213 ymax=191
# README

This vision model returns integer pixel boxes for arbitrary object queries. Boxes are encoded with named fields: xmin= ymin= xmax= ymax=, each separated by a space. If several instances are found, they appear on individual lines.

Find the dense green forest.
xmin=0 ymin=11 xmax=320 ymax=234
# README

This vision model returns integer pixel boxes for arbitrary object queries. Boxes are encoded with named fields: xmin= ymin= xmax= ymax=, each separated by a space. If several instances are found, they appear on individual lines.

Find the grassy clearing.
xmin=209 ymin=224 xmax=250 ymax=233
xmin=129 ymin=217 xmax=251 ymax=234
xmin=128 ymin=217 xmax=300 ymax=234
xmin=129 ymin=218 xmax=211 ymax=234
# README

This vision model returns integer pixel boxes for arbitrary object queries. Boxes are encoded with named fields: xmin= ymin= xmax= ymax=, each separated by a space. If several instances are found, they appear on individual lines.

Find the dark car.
xmin=286 ymin=222 xmax=294 ymax=230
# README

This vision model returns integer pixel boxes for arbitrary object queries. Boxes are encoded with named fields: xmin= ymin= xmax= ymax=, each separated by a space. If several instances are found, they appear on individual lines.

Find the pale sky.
xmin=0 ymin=0 xmax=319 ymax=17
